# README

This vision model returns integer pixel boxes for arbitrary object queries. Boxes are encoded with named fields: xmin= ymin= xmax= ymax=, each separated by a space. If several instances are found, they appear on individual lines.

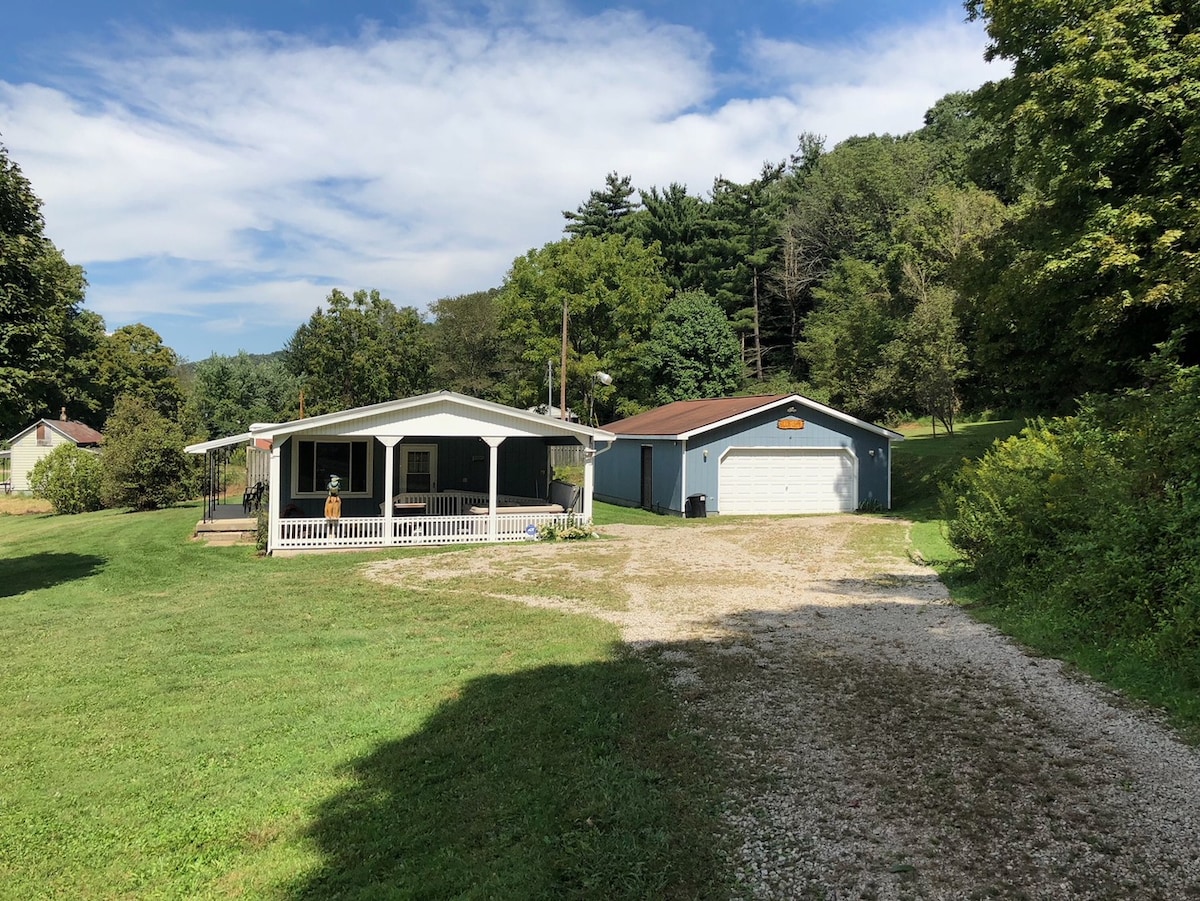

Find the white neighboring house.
xmin=6 ymin=410 xmax=104 ymax=492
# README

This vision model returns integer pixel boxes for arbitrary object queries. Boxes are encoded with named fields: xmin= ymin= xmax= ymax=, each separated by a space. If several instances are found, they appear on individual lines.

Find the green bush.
xmin=28 ymin=444 xmax=104 ymax=514
xmin=255 ymin=506 xmax=269 ymax=553
xmin=944 ymin=364 xmax=1200 ymax=659
xmin=100 ymin=395 xmax=199 ymax=511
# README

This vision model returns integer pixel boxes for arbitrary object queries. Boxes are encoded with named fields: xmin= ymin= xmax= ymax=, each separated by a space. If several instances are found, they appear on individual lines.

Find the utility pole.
xmin=560 ymin=295 xmax=568 ymax=420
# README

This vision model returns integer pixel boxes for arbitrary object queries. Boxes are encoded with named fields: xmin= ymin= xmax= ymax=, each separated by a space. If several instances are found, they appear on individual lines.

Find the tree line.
xmin=4 ymin=0 xmax=1196 ymax=445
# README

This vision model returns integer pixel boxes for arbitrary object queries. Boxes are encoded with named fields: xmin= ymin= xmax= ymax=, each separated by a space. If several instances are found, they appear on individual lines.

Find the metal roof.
xmin=251 ymin=390 xmax=615 ymax=442
xmin=602 ymin=396 xmax=791 ymax=436
xmin=8 ymin=418 xmax=104 ymax=445
xmin=602 ymin=394 xmax=904 ymax=441
xmin=188 ymin=391 xmax=616 ymax=451
xmin=185 ymin=432 xmax=252 ymax=454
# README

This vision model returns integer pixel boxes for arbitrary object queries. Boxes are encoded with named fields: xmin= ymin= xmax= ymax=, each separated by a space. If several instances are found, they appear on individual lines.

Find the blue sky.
xmin=2 ymin=1 xmax=1006 ymax=362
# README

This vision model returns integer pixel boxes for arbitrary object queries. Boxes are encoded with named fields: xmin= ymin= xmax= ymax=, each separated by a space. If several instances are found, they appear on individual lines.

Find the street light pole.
xmin=590 ymin=371 xmax=613 ymax=427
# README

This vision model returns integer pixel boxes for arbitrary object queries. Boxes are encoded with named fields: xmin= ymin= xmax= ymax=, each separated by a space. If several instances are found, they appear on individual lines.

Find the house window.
xmin=294 ymin=439 xmax=371 ymax=495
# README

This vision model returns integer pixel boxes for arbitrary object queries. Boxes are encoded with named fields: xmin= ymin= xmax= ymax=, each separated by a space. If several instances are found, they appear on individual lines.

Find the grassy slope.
xmin=892 ymin=420 xmax=1200 ymax=743
xmin=0 ymin=504 xmax=725 ymax=899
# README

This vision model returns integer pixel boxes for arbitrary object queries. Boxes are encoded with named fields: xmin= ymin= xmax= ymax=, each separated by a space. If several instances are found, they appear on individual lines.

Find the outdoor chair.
xmin=243 ymin=481 xmax=267 ymax=514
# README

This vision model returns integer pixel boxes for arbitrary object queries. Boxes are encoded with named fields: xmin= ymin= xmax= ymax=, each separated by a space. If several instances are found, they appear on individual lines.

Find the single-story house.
xmin=186 ymin=390 xmax=615 ymax=554
xmin=6 ymin=410 xmax=104 ymax=493
xmin=594 ymin=394 xmax=903 ymax=516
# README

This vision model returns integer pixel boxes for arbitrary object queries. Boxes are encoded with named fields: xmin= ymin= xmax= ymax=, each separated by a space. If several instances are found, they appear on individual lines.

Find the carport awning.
xmin=185 ymin=433 xmax=252 ymax=455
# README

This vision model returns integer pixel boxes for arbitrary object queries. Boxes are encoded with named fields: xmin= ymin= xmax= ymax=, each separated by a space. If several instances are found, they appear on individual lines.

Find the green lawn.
xmin=0 ymin=504 xmax=725 ymax=899
xmin=888 ymin=419 xmax=1027 ymax=602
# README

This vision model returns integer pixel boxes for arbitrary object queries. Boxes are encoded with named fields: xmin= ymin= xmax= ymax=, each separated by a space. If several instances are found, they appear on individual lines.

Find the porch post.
xmin=482 ymin=436 xmax=505 ymax=541
xmin=379 ymin=436 xmax=402 ymax=546
xmin=582 ymin=438 xmax=595 ymax=521
xmin=268 ymin=442 xmax=281 ymax=555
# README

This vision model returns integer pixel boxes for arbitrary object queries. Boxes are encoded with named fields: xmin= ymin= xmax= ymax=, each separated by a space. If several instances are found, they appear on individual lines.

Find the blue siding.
xmin=651 ymin=440 xmax=684 ymax=513
xmin=594 ymin=438 xmax=683 ymax=514
xmin=595 ymin=439 xmax=643 ymax=507
xmin=598 ymin=399 xmax=895 ymax=515
xmin=278 ymin=436 xmax=386 ymax=517
xmin=498 ymin=437 xmax=552 ymax=499
xmin=279 ymin=435 xmax=557 ymax=516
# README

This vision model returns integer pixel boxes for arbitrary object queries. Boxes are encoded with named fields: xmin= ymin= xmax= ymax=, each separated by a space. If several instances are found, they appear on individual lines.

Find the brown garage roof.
xmin=603 ymin=395 xmax=792 ymax=436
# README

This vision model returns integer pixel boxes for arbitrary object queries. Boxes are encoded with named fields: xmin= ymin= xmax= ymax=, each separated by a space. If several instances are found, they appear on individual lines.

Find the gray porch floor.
xmin=194 ymin=504 xmax=257 ymax=544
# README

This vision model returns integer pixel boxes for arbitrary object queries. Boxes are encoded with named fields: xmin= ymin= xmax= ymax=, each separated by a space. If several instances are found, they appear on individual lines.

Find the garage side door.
xmin=720 ymin=448 xmax=856 ymax=515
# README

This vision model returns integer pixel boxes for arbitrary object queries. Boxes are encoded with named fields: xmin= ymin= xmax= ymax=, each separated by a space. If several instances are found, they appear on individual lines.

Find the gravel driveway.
xmin=366 ymin=515 xmax=1200 ymax=899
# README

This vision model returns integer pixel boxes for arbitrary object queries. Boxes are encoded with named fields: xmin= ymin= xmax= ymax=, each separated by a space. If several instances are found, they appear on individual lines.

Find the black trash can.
xmin=685 ymin=493 xmax=707 ymax=518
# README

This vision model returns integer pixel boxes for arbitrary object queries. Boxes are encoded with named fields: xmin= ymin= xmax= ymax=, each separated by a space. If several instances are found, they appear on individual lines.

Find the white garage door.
xmin=720 ymin=447 xmax=857 ymax=515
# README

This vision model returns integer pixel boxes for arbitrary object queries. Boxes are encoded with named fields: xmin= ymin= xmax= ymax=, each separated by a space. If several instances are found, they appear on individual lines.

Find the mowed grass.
xmin=890 ymin=419 xmax=1025 ymax=602
xmin=0 ymin=505 xmax=725 ymax=899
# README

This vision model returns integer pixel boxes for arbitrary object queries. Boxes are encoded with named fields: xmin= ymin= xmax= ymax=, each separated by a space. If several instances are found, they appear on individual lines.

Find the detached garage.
xmin=594 ymin=394 xmax=902 ymax=516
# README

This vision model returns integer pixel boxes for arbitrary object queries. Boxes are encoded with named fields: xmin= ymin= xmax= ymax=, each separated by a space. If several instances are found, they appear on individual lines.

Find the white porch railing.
xmin=275 ymin=512 xmax=577 ymax=550
xmin=381 ymin=490 xmax=565 ymax=516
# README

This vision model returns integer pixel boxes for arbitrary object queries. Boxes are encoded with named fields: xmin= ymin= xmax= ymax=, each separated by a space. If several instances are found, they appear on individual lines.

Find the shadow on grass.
xmin=0 ymin=552 xmax=107 ymax=598
xmin=290 ymin=659 xmax=725 ymax=900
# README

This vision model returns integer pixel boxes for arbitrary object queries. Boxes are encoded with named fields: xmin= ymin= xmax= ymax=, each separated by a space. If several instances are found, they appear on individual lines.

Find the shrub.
xmin=942 ymin=419 xmax=1073 ymax=583
xmin=256 ymin=506 xmax=269 ymax=553
xmin=536 ymin=516 xmax=596 ymax=541
xmin=28 ymin=444 xmax=104 ymax=514
xmin=100 ymin=395 xmax=199 ymax=511
xmin=944 ymin=363 xmax=1200 ymax=659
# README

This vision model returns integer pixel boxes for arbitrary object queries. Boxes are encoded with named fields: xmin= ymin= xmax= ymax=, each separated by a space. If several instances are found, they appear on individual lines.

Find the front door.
xmin=401 ymin=445 xmax=437 ymax=493
xmin=640 ymin=445 xmax=653 ymax=510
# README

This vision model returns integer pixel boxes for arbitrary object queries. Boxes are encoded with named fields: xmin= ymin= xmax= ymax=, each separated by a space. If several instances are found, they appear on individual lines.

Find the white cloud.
xmin=0 ymin=4 xmax=1004 ymax=358
xmin=748 ymin=11 xmax=1007 ymax=140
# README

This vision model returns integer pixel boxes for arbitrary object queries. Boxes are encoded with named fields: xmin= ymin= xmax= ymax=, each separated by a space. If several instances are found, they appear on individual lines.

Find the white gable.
xmin=254 ymin=391 xmax=614 ymax=444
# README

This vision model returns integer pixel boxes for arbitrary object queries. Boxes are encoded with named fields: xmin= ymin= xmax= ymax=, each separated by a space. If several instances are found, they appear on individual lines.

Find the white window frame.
xmin=291 ymin=437 xmax=374 ymax=498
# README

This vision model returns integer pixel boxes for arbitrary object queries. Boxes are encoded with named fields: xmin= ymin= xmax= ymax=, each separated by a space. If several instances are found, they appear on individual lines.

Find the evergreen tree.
xmin=699 ymin=162 xmax=787 ymax=381
xmin=630 ymin=183 xmax=707 ymax=291
xmin=563 ymin=172 xmax=640 ymax=238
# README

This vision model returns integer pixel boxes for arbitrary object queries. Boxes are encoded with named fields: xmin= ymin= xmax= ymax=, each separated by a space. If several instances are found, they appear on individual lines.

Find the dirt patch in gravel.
xmin=364 ymin=516 xmax=1200 ymax=900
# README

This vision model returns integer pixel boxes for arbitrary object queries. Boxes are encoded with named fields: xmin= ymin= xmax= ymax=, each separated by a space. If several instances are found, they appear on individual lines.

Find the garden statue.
xmin=324 ymin=474 xmax=342 ymax=522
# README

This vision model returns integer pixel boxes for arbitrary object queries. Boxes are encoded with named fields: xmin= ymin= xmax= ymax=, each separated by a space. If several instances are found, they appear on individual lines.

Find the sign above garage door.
xmin=719 ymin=447 xmax=857 ymax=515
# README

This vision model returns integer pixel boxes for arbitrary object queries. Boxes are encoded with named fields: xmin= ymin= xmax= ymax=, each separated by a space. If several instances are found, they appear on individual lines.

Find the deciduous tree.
xmin=0 ymin=143 xmax=98 ymax=435
xmin=100 ymin=395 xmax=197 ymax=510
xmin=966 ymin=0 xmax=1200 ymax=397
xmin=29 ymin=444 xmax=103 ymax=514
xmin=799 ymin=259 xmax=899 ymax=419
xmin=641 ymin=291 xmax=743 ymax=406
xmin=429 ymin=288 xmax=517 ymax=401
xmin=284 ymin=289 xmax=433 ymax=414
xmin=188 ymin=351 xmax=299 ymax=437
xmin=497 ymin=235 xmax=669 ymax=416
xmin=90 ymin=324 xmax=185 ymax=421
